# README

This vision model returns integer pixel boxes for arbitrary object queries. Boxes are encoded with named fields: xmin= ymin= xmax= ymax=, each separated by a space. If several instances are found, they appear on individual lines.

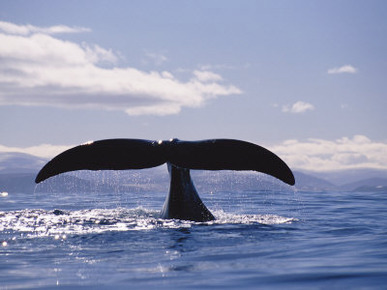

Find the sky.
xmin=0 ymin=0 xmax=387 ymax=172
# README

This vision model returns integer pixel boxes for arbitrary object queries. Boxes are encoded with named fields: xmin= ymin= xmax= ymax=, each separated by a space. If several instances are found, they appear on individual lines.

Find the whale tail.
xmin=35 ymin=138 xmax=295 ymax=186
xmin=35 ymin=138 xmax=295 ymax=222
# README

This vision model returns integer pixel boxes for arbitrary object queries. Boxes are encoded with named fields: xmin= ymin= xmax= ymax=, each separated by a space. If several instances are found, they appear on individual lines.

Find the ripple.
xmin=0 ymin=207 xmax=296 ymax=239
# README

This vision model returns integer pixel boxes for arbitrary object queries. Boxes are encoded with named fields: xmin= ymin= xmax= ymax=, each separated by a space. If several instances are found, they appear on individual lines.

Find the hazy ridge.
xmin=1 ymin=152 xmax=386 ymax=193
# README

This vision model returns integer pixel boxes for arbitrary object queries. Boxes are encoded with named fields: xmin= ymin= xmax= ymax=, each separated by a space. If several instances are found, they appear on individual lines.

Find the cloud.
xmin=269 ymin=135 xmax=387 ymax=172
xmin=0 ymin=21 xmax=90 ymax=35
xmin=0 ymin=21 xmax=241 ymax=116
xmin=282 ymin=101 xmax=315 ymax=113
xmin=143 ymin=52 xmax=168 ymax=66
xmin=1 ymin=135 xmax=386 ymax=172
xmin=198 ymin=63 xmax=251 ymax=71
xmin=0 ymin=144 xmax=73 ymax=159
xmin=327 ymin=65 xmax=358 ymax=74
xmin=192 ymin=70 xmax=223 ymax=82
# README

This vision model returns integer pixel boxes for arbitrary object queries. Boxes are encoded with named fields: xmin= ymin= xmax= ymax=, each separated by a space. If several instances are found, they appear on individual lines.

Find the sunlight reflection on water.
xmin=0 ymin=207 xmax=297 ymax=240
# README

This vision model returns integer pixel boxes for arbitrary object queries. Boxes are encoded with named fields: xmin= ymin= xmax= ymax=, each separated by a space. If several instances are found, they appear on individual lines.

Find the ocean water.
xmin=1 ymin=174 xmax=387 ymax=289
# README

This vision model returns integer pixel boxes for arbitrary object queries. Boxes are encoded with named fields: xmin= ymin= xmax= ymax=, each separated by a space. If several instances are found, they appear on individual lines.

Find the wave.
xmin=0 ymin=207 xmax=297 ymax=239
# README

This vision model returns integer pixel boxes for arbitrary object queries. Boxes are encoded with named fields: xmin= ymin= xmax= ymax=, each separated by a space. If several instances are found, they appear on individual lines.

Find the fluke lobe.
xmin=35 ymin=138 xmax=295 ymax=222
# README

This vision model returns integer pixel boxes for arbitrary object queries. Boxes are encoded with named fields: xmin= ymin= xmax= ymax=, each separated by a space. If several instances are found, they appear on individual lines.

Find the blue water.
xmin=1 ymin=176 xmax=387 ymax=289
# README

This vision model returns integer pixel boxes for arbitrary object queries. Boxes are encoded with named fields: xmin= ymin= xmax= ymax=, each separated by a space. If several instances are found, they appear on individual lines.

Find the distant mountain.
xmin=0 ymin=173 xmax=138 ymax=194
xmin=340 ymin=177 xmax=387 ymax=192
xmin=311 ymin=169 xmax=387 ymax=186
xmin=0 ymin=173 xmax=36 ymax=193
xmin=299 ymin=169 xmax=387 ymax=192
xmin=0 ymin=152 xmax=47 ymax=174
xmin=0 ymin=170 xmax=291 ymax=194
xmin=1 ymin=151 xmax=387 ymax=193
xmin=293 ymin=171 xmax=336 ymax=192
xmin=350 ymin=185 xmax=387 ymax=192
xmin=191 ymin=170 xmax=294 ymax=193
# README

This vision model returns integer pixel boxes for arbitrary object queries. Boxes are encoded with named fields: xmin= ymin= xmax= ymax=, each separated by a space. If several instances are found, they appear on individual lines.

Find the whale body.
xmin=35 ymin=138 xmax=295 ymax=222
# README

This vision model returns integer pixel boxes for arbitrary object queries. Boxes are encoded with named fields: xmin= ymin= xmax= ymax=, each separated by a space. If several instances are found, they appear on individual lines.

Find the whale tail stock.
xmin=35 ymin=138 xmax=295 ymax=186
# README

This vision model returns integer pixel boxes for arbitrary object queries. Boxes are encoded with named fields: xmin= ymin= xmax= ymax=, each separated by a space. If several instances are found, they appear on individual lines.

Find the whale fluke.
xmin=35 ymin=138 xmax=295 ymax=222
xmin=35 ymin=138 xmax=295 ymax=185
xmin=167 ymin=139 xmax=295 ymax=185
xmin=35 ymin=139 xmax=165 ymax=183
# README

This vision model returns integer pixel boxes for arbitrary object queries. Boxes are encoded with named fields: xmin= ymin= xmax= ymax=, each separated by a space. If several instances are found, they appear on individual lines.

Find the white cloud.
xmin=0 ymin=21 xmax=241 ymax=116
xmin=83 ymin=43 xmax=118 ymax=64
xmin=192 ymin=70 xmax=223 ymax=82
xmin=198 ymin=63 xmax=251 ymax=71
xmin=1 ymin=135 xmax=386 ymax=172
xmin=328 ymin=65 xmax=358 ymax=74
xmin=269 ymin=135 xmax=387 ymax=172
xmin=0 ymin=21 xmax=90 ymax=35
xmin=282 ymin=101 xmax=315 ymax=113
xmin=0 ymin=144 xmax=73 ymax=159
xmin=144 ymin=52 xmax=168 ymax=66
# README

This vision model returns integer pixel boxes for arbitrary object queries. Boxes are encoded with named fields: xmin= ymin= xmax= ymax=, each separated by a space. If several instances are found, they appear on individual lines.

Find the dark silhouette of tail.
xmin=35 ymin=138 xmax=295 ymax=186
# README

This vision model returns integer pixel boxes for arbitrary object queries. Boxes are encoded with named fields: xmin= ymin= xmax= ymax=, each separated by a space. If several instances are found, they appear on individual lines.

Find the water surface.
xmin=1 ymin=183 xmax=386 ymax=289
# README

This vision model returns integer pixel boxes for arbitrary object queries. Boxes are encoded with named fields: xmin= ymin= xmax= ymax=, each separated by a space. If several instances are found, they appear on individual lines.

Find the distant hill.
xmin=191 ymin=170 xmax=294 ymax=193
xmin=293 ymin=171 xmax=336 ymax=192
xmin=339 ymin=177 xmax=387 ymax=192
xmin=0 ymin=170 xmax=290 ymax=194
xmin=0 ymin=152 xmax=47 ymax=174
xmin=0 ymin=173 xmax=36 ymax=193
xmin=1 ymin=151 xmax=387 ymax=193
xmin=0 ymin=172 xmax=145 ymax=194
xmin=297 ymin=169 xmax=387 ymax=192
xmin=0 ymin=173 xmax=87 ymax=193
xmin=310 ymin=169 xmax=387 ymax=186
